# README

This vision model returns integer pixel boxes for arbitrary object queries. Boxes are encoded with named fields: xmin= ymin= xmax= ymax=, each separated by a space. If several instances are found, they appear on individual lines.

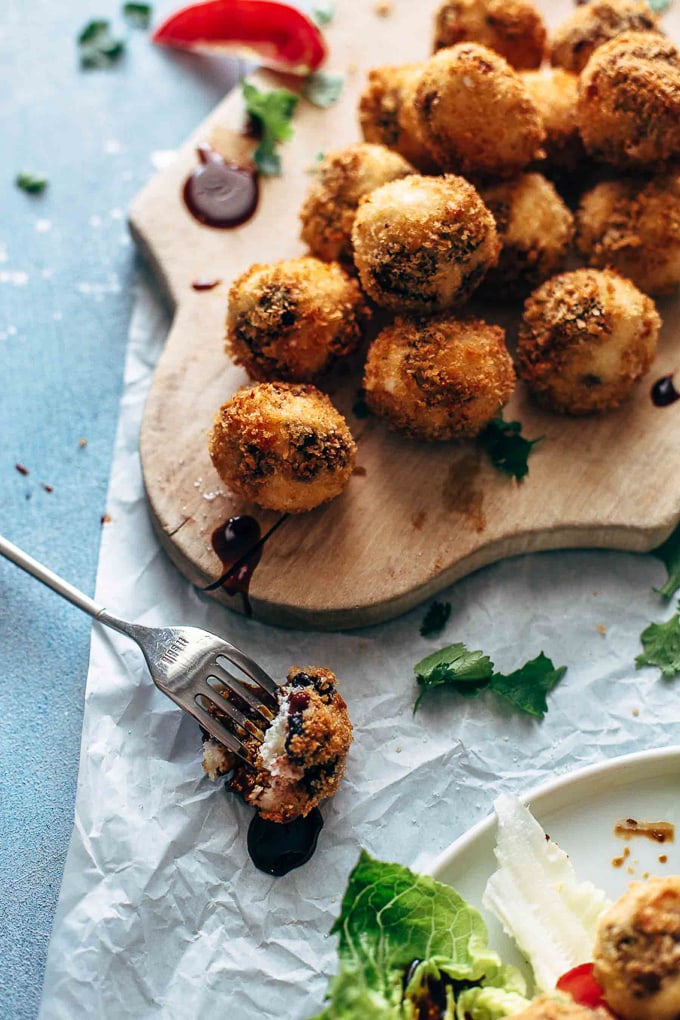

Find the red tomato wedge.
xmin=153 ymin=0 xmax=327 ymax=75
xmin=557 ymin=963 xmax=617 ymax=1014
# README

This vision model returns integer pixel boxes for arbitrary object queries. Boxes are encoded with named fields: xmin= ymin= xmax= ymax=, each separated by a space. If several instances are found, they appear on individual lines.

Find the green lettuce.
xmin=310 ymin=851 xmax=529 ymax=1019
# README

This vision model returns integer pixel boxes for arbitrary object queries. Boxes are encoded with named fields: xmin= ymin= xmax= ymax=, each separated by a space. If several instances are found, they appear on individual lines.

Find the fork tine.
xmin=189 ymin=698 xmax=256 ymax=765
xmin=193 ymin=678 xmax=266 ymax=742
xmin=217 ymin=644 xmax=279 ymax=699
xmin=209 ymin=661 xmax=277 ymax=725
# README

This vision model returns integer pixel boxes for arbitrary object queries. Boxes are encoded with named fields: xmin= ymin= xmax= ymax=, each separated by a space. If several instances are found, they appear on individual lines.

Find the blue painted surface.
xmin=0 ymin=6 xmax=238 ymax=1015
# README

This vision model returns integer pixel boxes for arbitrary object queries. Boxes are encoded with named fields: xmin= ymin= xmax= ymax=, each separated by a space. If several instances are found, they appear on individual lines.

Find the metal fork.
xmin=0 ymin=534 xmax=279 ymax=763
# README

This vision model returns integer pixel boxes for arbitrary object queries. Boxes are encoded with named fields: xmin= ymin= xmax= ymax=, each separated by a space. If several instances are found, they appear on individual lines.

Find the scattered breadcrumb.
xmin=632 ymin=707 xmax=640 ymax=717
xmin=374 ymin=0 xmax=392 ymax=16
xmin=597 ymin=623 xmax=607 ymax=635
xmin=78 ymin=437 xmax=88 ymax=448
xmin=100 ymin=513 xmax=112 ymax=524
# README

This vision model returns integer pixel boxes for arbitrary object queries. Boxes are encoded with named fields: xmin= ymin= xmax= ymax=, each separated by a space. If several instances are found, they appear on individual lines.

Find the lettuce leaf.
xmin=310 ymin=851 xmax=528 ymax=1019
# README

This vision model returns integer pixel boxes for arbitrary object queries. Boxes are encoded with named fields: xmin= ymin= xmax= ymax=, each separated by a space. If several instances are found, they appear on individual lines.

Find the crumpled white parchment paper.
xmin=39 ymin=279 xmax=680 ymax=1020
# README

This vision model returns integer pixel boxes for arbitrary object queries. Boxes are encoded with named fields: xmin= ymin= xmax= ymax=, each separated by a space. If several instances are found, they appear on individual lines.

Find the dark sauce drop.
xmin=247 ymin=808 xmax=324 ymax=876
xmin=209 ymin=515 xmax=262 ymax=616
xmin=191 ymin=278 xmax=221 ymax=291
xmin=183 ymin=144 xmax=258 ymax=229
xmin=651 ymin=374 xmax=680 ymax=407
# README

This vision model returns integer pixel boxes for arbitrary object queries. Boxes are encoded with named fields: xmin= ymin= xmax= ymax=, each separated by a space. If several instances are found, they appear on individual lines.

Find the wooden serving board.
xmin=130 ymin=0 xmax=680 ymax=630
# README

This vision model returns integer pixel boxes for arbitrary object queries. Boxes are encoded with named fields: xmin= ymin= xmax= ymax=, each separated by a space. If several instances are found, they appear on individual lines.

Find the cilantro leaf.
xmin=123 ymin=2 xmax=152 ymax=28
xmin=636 ymin=607 xmax=680 ymax=678
xmin=652 ymin=523 xmax=680 ymax=599
xmin=242 ymin=82 xmax=299 ymax=176
xmin=311 ymin=0 xmax=335 ymax=26
xmin=489 ymin=652 xmax=567 ymax=719
xmin=478 ymin=415 xmax=542 ymax=482
xmin=78 ymin=19 xmax=125 ymax=69
xmin=303 ymin=71 xmax=344 ymax=108
xmin=414 ymin=642 xmax=494 ymax=711
xmin=420 ymin=600 xmax=451 ymax=638
xmin=15 ymin=172 xmax=48 ymax=194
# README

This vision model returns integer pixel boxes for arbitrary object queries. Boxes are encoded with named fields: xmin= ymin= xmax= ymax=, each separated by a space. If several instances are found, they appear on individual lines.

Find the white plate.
xmin=428 ymin=747 xmax=680 ymax=982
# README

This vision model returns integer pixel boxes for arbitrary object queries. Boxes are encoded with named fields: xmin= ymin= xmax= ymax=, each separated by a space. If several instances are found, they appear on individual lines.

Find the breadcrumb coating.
xmin=550 ymin=0 xmax=660 ymax=74
xmin=433 ymin=0 xmax=546 ymax=70
xmin=576 ymin=173 xmax=680 ymax=295
xmin=352 ymin=174 xmax=500 ymax=313
xmin=299 ymin=143 xmax=414 ymax=263
xmin=578 ymin=32 xmax=680 ymax=168
xmin=508 ymin=996 xmax=610 ymax=1020
xmin=363 ymin=314 xmax=515 ymax=440
xmin=227 ymin=257 xmax=368 ymax=383
xmin=594 ymin=876 xmax=680 ymax=1020
xmin=481 ymin=174 xmax=574 ymax=297
xmin=358 ymin=63 xmax=439 ymax=172
xmin=521 ymin=68 xmax=587 ymax=175
xmin=517 ymin=268 xmax=660 ymax=415
xmin=413 ymin=43 xmax=544 ymax=179
xmin=208 ymin=382 xmax=356 ymax=513
xmin=202 ymin=666 xmax=352 ymax=824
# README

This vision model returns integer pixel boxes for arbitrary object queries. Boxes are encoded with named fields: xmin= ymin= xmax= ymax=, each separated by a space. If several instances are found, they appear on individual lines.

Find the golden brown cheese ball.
xmin=227 ymin=257 xmax=368 ymax=383
xmin=521 ymin=68 xmax=587 ymax=174
xmin=358 ymin=63 xmax=438 ymax=173
xmin=433 ymin=0 xmax=546 ymax=70
xmin=593 ymin=876 xmax=680 ymax=1020
xmin=351 ymin=174 xmax=500 ymax=313
xmin=508 ymin=996 xmax=609 ymax=1020
xmin=578 ymin=32 xmax=680 ymax=168
xmin=550 ymin=0 xmax=660 ymax=74
xmin=363 ymin=315 xmax=515 ymax=440
xmin=516 ymin=268 xmax=660 ymax=415
xmin=576 ymin=173 xmax=680 ymax=295
xmin=413 ymin=43 xmax=544 ymax=178
xmin=208 ymin=382 xmax=356 ymax=513
xmin=299 ymin=143 xmax=414 ymax=263
xmin=480 ymin=174 xmax=575 ymax=297
xmin=203 ymin=666 xmax=352 ymax=824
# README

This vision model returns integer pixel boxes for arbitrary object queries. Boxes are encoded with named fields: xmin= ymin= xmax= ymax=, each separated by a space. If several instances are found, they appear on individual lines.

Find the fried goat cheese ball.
xmin=578 ymin=32 xmax=680 ymax=168
xmin=593 ymin=876 xmax=680 ymax=1020
xmin=208 ymin=382 xmax=356 ymax=513
xmin=576 ymin=173 xmax=680 ymax=295
xmin=521 ymin=68 xmax=587 ymax=175
xmin=202 ymin=666 xmax=352 ymax=824
xmin=550 ymin=0 xmax=661 ymax=74
xmin=516 ymin=268 xmax=660 ymax=415
xmin=358 ymin=63 xmax=438 ymax=173
xmin=299 ymin=143 xmax=414 ymax=263
xmin=227 ymin=257 xmax=368 ymax=384
xmin=413 ymin=43 xmax=545 ymax=178
xmin=508 ymin=996 xmax=610 ymax=1020
xmin=363 ymin=315 xmax=515 ymax=440
xmin=433 ymin=0 xmax=547 ymax=70
xmin=351 ymin=174 xmax=500 ymax=313
xmin=480 ymin=174 xmax=575 ymax=297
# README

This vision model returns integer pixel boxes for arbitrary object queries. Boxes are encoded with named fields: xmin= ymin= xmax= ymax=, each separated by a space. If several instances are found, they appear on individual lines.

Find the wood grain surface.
xmin=129 ymin=0 xmax=680 ymax=630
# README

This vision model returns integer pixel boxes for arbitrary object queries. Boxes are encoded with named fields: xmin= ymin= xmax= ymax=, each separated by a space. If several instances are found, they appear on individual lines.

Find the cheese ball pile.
xmin=208 ymin=0 xmax=677 ymax=515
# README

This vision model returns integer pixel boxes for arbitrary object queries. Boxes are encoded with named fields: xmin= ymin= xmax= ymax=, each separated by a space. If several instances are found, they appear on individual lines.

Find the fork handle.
xmin=0 ymin=533 xmax=107 ymax=620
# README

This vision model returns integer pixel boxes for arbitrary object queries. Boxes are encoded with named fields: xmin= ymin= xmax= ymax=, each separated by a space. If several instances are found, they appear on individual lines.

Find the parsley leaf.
xmin=15 ymin=172 xmax=48 ymax=194
xmin=636 ymin=606 xmax=680 ymax=678
xmin=420 ymin=600 xmax=451 ymax=638
xmin=311 ymin=0 xmax=335 ymax=26
xmin=78 ymin=19 xmax=125 ymax=69
xmin=414 ymin=642 xmax=494 ymax=711
xmin=242 ymin=82 xmax=299 ymax=176
xmin=478 ymin=415 xmax=542 ymax=482
xmin=123 ymin=2 xmax=152 ymax=28
xmin=413 ymin=642 xmax=566 ymax=716
xmin=489 ymin=653 xmax=567 ymax=719
xmin=652 ymin=523 xmax=680 ymax=599
xmin=303 ymin=71 xmax=344 ymax=108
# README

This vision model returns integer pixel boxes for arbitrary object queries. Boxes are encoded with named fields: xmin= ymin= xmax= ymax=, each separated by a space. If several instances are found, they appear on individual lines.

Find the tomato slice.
xmin=557 ymin=963 xmax=614 ymax=1012
xmin=153 ymin=0 xmax=327 ymax=75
